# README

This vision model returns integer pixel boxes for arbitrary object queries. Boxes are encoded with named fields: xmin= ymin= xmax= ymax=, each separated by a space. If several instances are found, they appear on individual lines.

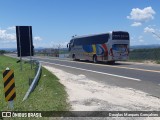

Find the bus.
xmin=67 ymin=31 xmax=130 ymax=64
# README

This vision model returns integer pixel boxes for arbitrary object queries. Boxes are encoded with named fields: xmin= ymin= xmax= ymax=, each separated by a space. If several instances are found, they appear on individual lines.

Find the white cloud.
xmin=127 ymin=7 xmax=156 ymax=27
xmin=34 ymin=36 xmax=42 ymax=41
xmin=7 ymin=26 xmax=15 ymax=30
xmin=131 ymin=22 xmax=142 ymax=27
xmin=127 ymin=7 xmax=155 ymax=22
xmin=0 ymin=29 xmax=16 ymax=42
xmin=144 ymin=27 xmax=160 ymax=40
xmin=144 ymin=27 xmax=155 ymax=33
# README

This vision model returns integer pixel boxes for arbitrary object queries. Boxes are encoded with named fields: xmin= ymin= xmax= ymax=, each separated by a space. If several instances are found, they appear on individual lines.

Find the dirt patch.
xmin=143 ymin=60 xmax=157 ymax=64
xmin=44 ymin=66 xmax=160 ymax=112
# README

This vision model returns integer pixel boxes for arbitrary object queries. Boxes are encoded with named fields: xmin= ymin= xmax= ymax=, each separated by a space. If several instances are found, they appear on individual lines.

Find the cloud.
xmin=0 ymin=29 xmax=16 ymax=42
xmin=34 ymin=36 xmax=42 ymax=41
xmin=7 ymin=26 xmax=15 ymax=30
xmin=144 ymin=27 xmax=160 ymax=40
xmin=131 ymin=22 xmax=142 ymax=27
xmin=144 ymin=27 xmax=155 ymax=33
xmin=127 ymin=7 xmax=156 ymax=27
xmin=127 ymin=7 xmax=155 ymax=22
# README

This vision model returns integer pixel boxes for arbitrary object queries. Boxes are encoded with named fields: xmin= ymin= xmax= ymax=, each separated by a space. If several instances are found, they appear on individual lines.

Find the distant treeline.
xmin=0 ymin=50 xmax=6 ymax=55
xmin=129 ymin=48 xmax=160 ymax=63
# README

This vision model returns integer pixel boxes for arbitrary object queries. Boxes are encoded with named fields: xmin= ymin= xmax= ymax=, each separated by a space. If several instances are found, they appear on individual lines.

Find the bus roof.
xmin=72 ymin=33 xmax=109 ymax=39
xmin=72 ymin=31 xmax=128 ymax=39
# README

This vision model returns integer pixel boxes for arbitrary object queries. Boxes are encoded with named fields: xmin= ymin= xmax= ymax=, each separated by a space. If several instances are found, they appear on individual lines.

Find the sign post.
xmin=3 ymin=68 xmax=16 ymax=110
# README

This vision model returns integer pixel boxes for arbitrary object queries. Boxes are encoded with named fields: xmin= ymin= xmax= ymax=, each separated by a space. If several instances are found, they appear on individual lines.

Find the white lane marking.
xmin=40 ymin=61 xmax=141 ymax=81
xmin=35 ymin=56 xmax=160 ymax=73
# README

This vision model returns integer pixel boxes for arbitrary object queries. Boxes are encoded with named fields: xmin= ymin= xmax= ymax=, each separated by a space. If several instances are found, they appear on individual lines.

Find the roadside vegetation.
xmin=129 ymin=48 xmax=160 ymax=64
xmin=0 ymin=55 xmax=70 ymax=119
xmin=0 ymin=50 xmax=7 ymax=55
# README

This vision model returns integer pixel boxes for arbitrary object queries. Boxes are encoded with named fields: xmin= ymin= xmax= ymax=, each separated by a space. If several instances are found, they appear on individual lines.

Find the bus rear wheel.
xmin=72 ymin=54 xmax=76 ymax=61
xmin=93 ymin=55 xmax=98 ymax=63
xmin=107 ymin=61 xmax=115 ymax=64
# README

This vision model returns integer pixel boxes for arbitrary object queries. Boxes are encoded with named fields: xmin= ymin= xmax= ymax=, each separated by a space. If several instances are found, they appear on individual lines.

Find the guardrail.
xmin=23 ymin=60 xmax=42 ymax=101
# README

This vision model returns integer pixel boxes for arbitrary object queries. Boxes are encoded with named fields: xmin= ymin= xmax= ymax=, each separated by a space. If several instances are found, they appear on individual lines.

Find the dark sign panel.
xmin=16 ymin=26 xmax=34 ymax=57
xmin=112 ymin=31 xmax=129 ymax=40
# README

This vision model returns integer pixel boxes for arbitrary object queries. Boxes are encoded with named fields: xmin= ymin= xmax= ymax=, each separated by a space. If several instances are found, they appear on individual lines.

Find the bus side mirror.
xmin=67 ymin=44 xmax=69 ymax=48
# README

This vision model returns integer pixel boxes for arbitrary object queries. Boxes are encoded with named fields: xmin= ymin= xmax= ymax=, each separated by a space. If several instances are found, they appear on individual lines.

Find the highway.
xmin=33 ymin=56 xmax=160 ymax=98
xmin=6 ymin=54 xmax=160 ymax=98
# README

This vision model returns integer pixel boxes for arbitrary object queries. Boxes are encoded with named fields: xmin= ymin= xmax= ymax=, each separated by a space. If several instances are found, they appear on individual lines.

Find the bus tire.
xmin=107 ymin=61 xmax=115 ymax=64
xmin=72 ymin=54 xmax=76 ymax=61
xmin=72 ymin=54 xmax=79 ymax=61
xmin=93 ymin=55 xmax=98 ymax=63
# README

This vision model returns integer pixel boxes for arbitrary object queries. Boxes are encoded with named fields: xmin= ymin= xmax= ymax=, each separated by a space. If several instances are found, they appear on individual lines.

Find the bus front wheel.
xmin=72 ymin=54 xmax=76 ymax=61
xmin=93 ymin=55 xmax=98 ymax=63
xmin=72 ymin=54 xmax=79 ymax=61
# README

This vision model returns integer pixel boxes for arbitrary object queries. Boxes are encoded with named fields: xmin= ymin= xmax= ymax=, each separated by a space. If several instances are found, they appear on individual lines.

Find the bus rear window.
xmin=112 ymin=32 xmax=129 ymax=40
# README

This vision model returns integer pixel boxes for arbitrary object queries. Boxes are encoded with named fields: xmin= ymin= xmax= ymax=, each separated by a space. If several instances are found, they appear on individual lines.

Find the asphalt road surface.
xmin=33 ymin=56 xmax=160 ymax=99
xmin=6 ymin=54 xmax=160 ymax=98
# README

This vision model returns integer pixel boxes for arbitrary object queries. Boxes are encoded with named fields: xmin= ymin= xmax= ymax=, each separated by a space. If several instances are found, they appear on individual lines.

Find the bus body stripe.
xmin=102 ymin=44 xmax=108 ymax=55
xmin=92 ymin=45 xmax=96 ymax=54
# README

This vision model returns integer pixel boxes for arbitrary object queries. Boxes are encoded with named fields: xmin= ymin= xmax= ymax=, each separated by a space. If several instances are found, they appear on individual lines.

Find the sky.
xmin=0 ymin=0 xmax=160 ymax=48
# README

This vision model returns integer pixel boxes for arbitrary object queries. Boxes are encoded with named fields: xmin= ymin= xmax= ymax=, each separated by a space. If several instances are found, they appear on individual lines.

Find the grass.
xmin=129 ymin=48 xmax=160 ymax=64
xmin=0 ymin=55 xmax=70 ymax=119
xmin=157 ymin=60 xmax=160 ymax=64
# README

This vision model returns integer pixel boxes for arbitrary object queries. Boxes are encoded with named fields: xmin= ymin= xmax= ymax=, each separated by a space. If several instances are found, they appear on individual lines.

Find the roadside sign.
xmin=16 ymin=26 xmax=34 ymax=57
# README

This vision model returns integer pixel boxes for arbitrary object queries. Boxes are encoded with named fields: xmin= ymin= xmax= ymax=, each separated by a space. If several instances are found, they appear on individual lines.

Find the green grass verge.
xmin=0 ymin=55 xmax=70 ymax=119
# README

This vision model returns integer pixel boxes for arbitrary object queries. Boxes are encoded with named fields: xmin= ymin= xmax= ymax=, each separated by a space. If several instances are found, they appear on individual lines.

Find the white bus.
xmin=67 ymin=31 xmax=130 ymax=64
